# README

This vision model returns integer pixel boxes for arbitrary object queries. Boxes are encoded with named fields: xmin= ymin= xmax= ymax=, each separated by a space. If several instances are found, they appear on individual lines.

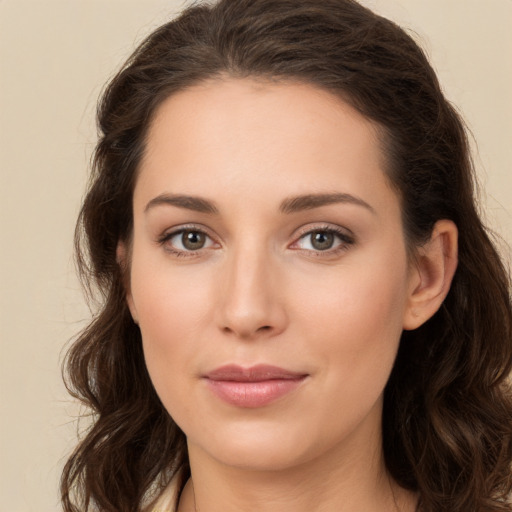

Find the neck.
xmin=177 ymin=411 xmax=417 ymax=512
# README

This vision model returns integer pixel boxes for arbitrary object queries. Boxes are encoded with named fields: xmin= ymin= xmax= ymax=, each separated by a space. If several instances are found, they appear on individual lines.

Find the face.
xmin=126 ymin=78 xmax=418 ymax=471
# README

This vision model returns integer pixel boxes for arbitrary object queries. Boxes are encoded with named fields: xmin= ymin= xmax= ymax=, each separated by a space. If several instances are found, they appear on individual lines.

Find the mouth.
xmin=203 ymin=364 xmax=308 ymax=408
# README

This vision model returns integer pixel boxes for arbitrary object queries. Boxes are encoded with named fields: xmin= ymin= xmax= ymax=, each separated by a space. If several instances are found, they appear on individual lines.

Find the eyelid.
xmin=158 ymin=222 xmax=214 ymax=240
xmin=293 ymin=223 xmax=354 ymax=240
xmin=157 ymin=223 xmax=221 ymax=255
xmin=156 ymin=222 xmax=354 ymax=257
xmin=289 ymin=223 xmax=355 ymax=253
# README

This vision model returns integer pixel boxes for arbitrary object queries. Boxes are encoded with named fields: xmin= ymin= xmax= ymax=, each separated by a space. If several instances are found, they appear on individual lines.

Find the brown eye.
xmin=160 ymin=228 xmax=216 ymax=255
xmin=181 ymin=230 xmax=206 ymax=250
xmin=293 ymin=227 xmax=354 ymax=254
xmin=310 ymin=231 xmax=335 ymax=251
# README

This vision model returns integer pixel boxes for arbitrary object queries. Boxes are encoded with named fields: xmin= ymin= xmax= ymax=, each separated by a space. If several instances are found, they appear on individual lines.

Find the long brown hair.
xmin=61 ymin=0 xmax=512 ymax=510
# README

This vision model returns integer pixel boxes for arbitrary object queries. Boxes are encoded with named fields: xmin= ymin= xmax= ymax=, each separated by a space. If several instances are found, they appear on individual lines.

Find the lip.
xmin=203 ymin=364 xmax=308 ymax=408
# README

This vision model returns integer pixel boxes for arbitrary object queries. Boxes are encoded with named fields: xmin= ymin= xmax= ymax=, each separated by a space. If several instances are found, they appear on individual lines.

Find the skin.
xmin=122 ymin=78 xmax=457 ymax=512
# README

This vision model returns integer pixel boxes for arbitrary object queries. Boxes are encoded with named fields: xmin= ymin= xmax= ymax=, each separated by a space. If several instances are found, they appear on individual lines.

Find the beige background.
xmin=1 ymin=1 xmax=510 ymax=510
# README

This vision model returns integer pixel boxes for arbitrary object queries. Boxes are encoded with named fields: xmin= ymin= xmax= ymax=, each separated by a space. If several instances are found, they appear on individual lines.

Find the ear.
xmin=403 ymin=219 xmax=458 ymax=331
xmin=116 ymin=241 xmax=138 ymax=324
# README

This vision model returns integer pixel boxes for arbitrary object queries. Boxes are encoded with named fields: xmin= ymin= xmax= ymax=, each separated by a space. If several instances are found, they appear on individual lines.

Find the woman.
xmin=61 ymin=0 xmax=512 ymax=511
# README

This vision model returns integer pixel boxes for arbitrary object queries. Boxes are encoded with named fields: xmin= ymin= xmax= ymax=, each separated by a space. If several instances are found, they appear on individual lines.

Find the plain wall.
xmin=1 ymin=1 xmax=510 ymax=510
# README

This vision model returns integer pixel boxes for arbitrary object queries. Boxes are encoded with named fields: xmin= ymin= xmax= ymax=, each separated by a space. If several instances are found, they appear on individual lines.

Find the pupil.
xmin=183 ymin=231 xmax=205 ymax=250
xmin=312 ymin=231 xmax=334 ymax=250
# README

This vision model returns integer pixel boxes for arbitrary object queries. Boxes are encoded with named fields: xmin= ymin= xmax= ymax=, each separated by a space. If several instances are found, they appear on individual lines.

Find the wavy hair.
xmin=61 ymin=0 xmax=512 ymax=510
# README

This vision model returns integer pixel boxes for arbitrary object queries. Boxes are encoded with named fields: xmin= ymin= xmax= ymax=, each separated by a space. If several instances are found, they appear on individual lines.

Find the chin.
xmin=187 ymin=416 xmax=349 ymax=473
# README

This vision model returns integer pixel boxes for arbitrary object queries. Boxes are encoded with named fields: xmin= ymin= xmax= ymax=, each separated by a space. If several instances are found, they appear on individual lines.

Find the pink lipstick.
xmin=203 ymin=364 xmax=307 ymax=408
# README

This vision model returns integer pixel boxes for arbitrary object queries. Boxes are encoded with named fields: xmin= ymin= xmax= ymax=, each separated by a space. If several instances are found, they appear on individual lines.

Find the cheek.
xmin=129 ymin=248 xmax=215 ymax=401
xmin=129 ymin=227 xmax=410 ymax=443
xmin=294 ymin=250 xmax=408 ymax=340
xmin=290 ymin=251 xmax=409 ymax=400
xmin=130 ymin=238 xmax=214 ymax=331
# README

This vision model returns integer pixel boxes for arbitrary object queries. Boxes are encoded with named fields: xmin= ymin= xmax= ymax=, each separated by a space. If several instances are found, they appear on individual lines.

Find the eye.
xmin=305 ymin=231 xmax=336 ymax=251
xmin=159 ymin=228 xmax=217 ymax=255
xmin=293 ymin=227 xmax=354 ymax=253
xmin=176 ymin=230 xmax=209 ymax=250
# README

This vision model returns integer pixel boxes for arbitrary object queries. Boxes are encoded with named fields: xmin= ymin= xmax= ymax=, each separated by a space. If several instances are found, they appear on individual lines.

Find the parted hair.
xmin=61 ymin=0 xmax=512 ymax=511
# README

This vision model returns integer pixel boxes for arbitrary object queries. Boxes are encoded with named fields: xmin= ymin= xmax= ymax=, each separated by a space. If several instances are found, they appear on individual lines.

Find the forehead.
xmin=136 ymin=77 xmax=396 ymax=216
xmin=145 ymin=77 xmax=382 ymax=161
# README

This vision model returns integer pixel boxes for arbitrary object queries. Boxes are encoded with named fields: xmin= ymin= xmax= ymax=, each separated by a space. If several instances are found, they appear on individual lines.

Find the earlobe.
xmin=403 ymin=220 xmax=458 ymax=331
xmin=116 ymin=241 xmax=138 ymax=324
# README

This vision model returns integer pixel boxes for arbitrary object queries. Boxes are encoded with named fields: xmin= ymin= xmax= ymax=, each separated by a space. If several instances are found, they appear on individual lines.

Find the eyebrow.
xmin=279 ymin=193 xmax=375 ymax=215
xmin=144 ymin=193 xmax=219 ymax=214
xmin=144 ymin=192 xmax=375 ymax=215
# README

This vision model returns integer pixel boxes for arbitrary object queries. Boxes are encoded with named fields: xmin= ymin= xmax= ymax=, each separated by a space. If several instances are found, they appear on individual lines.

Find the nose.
xmin=215 ymin=246 xmax=288 ymax=340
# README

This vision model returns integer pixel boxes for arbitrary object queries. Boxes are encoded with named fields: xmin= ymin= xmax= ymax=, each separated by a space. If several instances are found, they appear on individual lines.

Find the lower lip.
xmin=205 ymin=377 xmax=306 ymax=408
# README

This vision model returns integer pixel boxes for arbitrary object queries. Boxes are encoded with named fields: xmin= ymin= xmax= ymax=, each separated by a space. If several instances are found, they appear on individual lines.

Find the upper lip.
xmin=204 ymin=364 xmax=308 ymax=382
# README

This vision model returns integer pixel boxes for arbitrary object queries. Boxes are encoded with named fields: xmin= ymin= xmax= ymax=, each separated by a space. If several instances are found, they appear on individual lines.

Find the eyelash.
xmin=157 ymin=224 xmax=217 ymax=258
xmin=292 ymin=225 xmax=355 ymax=257
xmin=157 ymin=224 xmax=355 ymax=258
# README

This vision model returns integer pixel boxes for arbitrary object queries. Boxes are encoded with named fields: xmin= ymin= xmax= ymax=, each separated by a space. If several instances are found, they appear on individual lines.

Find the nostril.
xmin=222 ymin=324 xmax=272 ymax=337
